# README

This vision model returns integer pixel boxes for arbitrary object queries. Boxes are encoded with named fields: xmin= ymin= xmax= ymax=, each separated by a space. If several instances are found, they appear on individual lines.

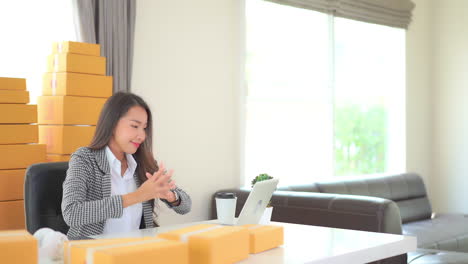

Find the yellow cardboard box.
xmin=64 ymin=237 xmax=146 ymax=264
xmin=0 ymin=230 xmax=37 ymax=263
xmin=46 ymin=154 xmax=71 ymax=162
xmin=47 ymin=53 xmax=106 ymax=75
xmin=43 ymin=72 xmax=112 ymax=98
xmin=0 ymin=77 xmax=26 ymax=90
xmin=0 ymin=144 xmax=46 ymax=169
xmin=242 ymin=224 xmax=284 ymax=254
xmin=52 ymin=41 xmax=101 ymax=56
xmin=0 ymin=124 xmax=38 ymax=144
xmin=0 ymin=90 xmax=29 ymax=104
xmin=159 ymin=224 xmax=249 ymax=264
xmin=37 ymin=96 xmax=106 ymax=125
xmin=67 ymin=237 xmax=188 ymax=264
xmin=39 ymin=125 xmax=95 ymax=154
xmin=0 ymin=200 xmax=26 ymax=230
xmin=0 ymin=169 xmax=26 ymax=200
xmin=0 ymin=104 xmax=37 ymax=124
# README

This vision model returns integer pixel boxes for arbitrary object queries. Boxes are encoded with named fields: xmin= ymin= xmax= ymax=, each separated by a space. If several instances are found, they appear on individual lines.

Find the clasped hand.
xmin=138 ymin=162 xmax=177 ymax=202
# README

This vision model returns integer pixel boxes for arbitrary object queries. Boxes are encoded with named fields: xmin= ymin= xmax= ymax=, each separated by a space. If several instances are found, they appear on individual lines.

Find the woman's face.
xmin=109 ymin=105 xmax=148 ymax=155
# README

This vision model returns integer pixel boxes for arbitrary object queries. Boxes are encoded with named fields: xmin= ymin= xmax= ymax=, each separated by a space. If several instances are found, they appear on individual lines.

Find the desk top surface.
xmin=90 ymin=220 xmax=416 ymax=264
xmin=39 ymin=220 xmax=416 ymax=264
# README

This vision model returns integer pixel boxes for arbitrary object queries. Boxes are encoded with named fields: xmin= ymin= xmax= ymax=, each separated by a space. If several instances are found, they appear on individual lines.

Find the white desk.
xmin=89 ymin=220 xmax=416 ymax=264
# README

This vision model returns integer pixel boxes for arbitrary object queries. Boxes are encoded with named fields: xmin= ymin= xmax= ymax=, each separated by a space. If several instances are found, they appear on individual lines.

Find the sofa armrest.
xmin=211 ymin=189 xmax=403 ymax=235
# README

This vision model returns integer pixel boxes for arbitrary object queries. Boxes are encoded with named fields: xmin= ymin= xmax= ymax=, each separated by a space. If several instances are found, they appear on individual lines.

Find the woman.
xmin=61 ymin=92 xmax=191 ymax=239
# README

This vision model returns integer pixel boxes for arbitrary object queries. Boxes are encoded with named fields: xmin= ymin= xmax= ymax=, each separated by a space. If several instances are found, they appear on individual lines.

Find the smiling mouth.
xmin=132 ymin=142 xmax=140 ymax=148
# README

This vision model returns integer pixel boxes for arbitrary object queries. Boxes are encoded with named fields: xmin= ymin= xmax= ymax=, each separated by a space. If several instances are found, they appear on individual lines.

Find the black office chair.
xmin=24 ymin=162 xmax=69 ymax=235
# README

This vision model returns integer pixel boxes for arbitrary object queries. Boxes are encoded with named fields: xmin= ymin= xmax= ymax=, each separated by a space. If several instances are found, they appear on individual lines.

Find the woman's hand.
xmin=122 ymin=162 xmax=177 ymax=208
xmin=140 ymin=162 xmax=174 ymax=200
xmin=145 ymin=164 xmax=178 ymax=202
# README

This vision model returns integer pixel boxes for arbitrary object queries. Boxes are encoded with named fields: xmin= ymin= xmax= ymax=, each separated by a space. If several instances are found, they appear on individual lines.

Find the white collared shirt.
xmin=102 ymin=146 xmax=142 ymax=235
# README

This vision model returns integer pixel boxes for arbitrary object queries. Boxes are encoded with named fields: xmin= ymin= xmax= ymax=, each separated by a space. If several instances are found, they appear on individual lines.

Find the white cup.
xmin=215 ymin=192 xmax=237 ymax=225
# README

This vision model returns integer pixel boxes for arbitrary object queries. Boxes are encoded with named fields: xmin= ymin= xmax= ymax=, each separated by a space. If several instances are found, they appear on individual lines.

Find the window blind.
xmin=264 ymin=0 xmax=415 ymax=29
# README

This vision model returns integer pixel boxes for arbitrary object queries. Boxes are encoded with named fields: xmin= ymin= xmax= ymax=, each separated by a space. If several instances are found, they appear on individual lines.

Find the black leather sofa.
xmin=212 ymin=173 xmax=468 ymax=264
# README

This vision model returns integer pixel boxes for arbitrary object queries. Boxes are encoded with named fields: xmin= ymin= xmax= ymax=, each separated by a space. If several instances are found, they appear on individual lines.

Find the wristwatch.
xmin=170 ymin=190 xmax=179 ymax=203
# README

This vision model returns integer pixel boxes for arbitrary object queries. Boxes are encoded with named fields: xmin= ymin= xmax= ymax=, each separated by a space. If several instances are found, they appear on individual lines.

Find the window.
xmin=243 ymin=0 xmax=406 ymax=186
xmin=0 ymin=0 xmax=76 ymax=103
xmin=333 ymin=18 xmax=406 ymax=177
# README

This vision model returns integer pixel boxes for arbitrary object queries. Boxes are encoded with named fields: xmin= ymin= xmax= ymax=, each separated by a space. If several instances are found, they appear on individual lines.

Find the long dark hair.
xmin=89 ymin=92 xmax=159 ymax=185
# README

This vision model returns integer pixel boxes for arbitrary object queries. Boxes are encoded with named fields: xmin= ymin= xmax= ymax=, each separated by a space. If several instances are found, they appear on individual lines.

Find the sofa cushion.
xmin=403 ymin=214 xmax=468 ymax=252
xmin=396 ymin=197 xmax=433 ymax=223
xmin=315 ymin=173 xmax=432 ymax=223
xmin=212 ymin=189 xmax=403 ymax=235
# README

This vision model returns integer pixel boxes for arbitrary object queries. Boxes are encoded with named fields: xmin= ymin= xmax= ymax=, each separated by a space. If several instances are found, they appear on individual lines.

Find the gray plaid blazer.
xmin=61 ymin=147 xmax=191 ymax=239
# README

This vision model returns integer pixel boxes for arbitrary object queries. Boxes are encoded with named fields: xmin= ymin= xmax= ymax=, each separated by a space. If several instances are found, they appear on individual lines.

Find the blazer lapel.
xmin=93 ymin=148 xmax=112 ymax=198
xmin=133 ymin=164 xmax=153 ymax=227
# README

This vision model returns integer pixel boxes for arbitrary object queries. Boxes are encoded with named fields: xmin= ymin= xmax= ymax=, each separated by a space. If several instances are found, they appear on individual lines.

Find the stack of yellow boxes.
xmin=38 ymin=41 xmax=112 ymax=162
xmin=0 ymin=77 xmax=47 ymax=230
xmin=63 ymin=224 xmax=283 ymax=263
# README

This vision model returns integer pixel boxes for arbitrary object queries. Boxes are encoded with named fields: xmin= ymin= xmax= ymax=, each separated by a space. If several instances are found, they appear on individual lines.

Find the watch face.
xmin=172 ymin=190 xmax=179 ymax=201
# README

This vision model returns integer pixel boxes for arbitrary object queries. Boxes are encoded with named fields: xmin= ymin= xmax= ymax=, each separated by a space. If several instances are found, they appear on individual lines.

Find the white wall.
xmin=132 ymin=0 xmax=243 ymax=224
xmin=407 ymin=0 xmax=468 ymax=214
xmin=405 ymin=0 xmax=468 ymax=214
xmin=405 ymin=0 xmax=434 ymax=201
xmin=132 ymin=0 xmax=458 ymax=220
xmin=431 ymin=0 xmax=468 ymax=213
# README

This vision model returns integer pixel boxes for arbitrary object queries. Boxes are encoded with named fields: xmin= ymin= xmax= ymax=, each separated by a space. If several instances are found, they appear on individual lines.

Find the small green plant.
xmin=251 ymin=173 xmax=274 ymax=207
xmin=251 ymin=173 xmax=273 ymax=187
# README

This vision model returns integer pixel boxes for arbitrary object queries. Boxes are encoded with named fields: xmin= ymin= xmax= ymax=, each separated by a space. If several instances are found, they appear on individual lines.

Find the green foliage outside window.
xmin=334 ymin=104 xmax=387 ymax=176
